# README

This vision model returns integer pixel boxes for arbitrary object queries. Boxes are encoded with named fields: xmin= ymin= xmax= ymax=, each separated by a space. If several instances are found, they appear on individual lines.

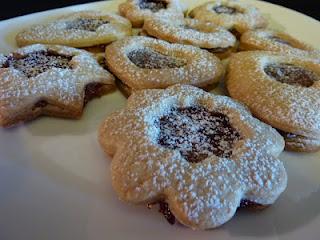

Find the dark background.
xmin=0 ymin=0 xmax=319 ymax=21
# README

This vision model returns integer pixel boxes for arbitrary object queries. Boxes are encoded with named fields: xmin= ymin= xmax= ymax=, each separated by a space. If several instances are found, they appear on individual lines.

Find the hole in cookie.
xmin=148 ymin=201 xmax=176 ymax=225
xmin=139 ymin=0 xmax=168 ymax=12
xmin=213 ymin=6 xmax=239 ymax=14
xmin=66 ymin=18 xmax=109 ymax=32
xmin=84 ymin=82 xmax=107 ymax=105
xmin=157 ymin=106 xmax=241 ymax=163
xmin=264 ymin=64 xmax=319 ymax=87
xmin=3 ymin=51 xmax=72 ymax=78
xmin=127 ymin=48 xmax=186 ymax=69
xmin=269 ymin=36 xmax=292 ymax=46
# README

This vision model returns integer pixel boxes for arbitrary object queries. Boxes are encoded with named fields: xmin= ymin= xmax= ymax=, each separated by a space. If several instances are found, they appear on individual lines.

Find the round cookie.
xmin=99 ymin=84 xmax=287 ymax=229
xmin=0 ymin=44 xmax=115 ymax=127
xmin=143 ymin=17 xmax=237 ymax=59
xmin=226 ymin=51 xmax=320 ymax=152
xmin=119 ymin=0 xmax=185 ymax=28
xmin=16 ymin=11 xmax=132 ymax=48
xmin=240 ymin=29 xmax=320 ymax=58
xmin=189 ymin=0 xmax=268 ymax=37
xmin=105 ymin=36 xmax=225 ymax=96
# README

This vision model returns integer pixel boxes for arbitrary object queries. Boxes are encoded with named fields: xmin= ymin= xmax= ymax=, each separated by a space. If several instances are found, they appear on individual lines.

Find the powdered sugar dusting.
xmin=100 ymin=85 xmax=287 ymax=229
xmin=0 ymin=44 xmax=114 ymax=126
xmin=105 ymin=36 xmax=224 ymax=90
xmin=143 ymin=17 xmax=236 ymax=49
xmin=227 ymin=51 xmax=320 ymax=138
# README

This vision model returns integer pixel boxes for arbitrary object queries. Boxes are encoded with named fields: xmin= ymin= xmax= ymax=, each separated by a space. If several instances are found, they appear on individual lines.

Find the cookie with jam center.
xmin=240 ymin=29 xmax=320 ymax=58
xmin=105 ymin=36 xmax=225 ymax=96
xmin=98 ymin=84 xmax=287 ymax=229
xmin=143 ymin=16 xmax=237 ymax=59
xmin=16 ymin=11 xmax=132 ymax=49
xmin=189 ymin=0 xmax=268 ymax=37
xmin=119 ymin=0 xmax=185 ymax=28
xmin=227 ymin=51 xmax=320 ymax=152
xmin=0 ymin=44 xmax=115 ymax=127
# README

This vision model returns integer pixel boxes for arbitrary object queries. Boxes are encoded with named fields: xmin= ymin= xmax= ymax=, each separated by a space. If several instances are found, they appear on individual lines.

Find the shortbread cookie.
xmin=240 ymin=29 xmax=320 ymax=58
xmin=119 ymin=0 xmax=185 ymax=28
xmin=226 ymin=51 xmax=320 ymax=152
xmin=189 ymin=0 xmax=268 ymax=37
xmin=99 ymin=84 xmax=287 ymax=229
xmin=0 ymin=44 xmax=115 ymax=127
xmin=143 ymin=17 xmax=237 ymax=59
xmin=16 ymin=11 xmax=132 ymax=48
xmin=105 ymin=36 xmax=224 ymax=96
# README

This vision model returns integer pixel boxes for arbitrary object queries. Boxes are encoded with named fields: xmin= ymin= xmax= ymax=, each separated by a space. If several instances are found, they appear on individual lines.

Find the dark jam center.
xmin=127 ymin=48 xmax=186 ymax=69
xmin=269 ymin=36 xmax=292 ymax=46
xmin=158 ymin=106 xmax=241 ymax=163
xmin=139 ymin=0 xmax=168 ymax=12
xmin=213 ymin=6 xmax=238 ymax=14
xmin=264 ymin=64 xmax=319 ymax=87
xmin=3 ymin=51 xmax=72 ymax=78
xmin=66 ymin=18 xmax=109 ymax=31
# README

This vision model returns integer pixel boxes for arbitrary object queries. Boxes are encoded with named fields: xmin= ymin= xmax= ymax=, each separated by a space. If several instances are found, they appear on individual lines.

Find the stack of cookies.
xmin=1 ymin=0 xmax=319 ymax=230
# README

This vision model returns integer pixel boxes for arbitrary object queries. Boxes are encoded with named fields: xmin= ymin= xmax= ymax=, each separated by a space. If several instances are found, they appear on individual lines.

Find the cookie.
xmin=143 ymin=16 xmax=237 ymax=59
xmin=16 ymin=11 xmax=132 ymax=48
xmin=226 ymin=51 xmax=320 ymax=152
xmin=105 ymin=36 xmax=225 ymax=96
xmin=189 ymin=0 xmax=268 ymax=37
xmin=240 ymin=29 xmax=320 ymax=58
xmin=119 ymin=0 xmax=185 ymax=28
xmin=0 ymin=44 xmax=115 ymax=127
xmin=99 ymin=84 xmax=287 ymax=229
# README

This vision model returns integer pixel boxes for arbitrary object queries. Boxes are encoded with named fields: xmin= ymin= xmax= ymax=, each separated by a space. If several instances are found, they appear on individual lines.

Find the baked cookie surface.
xmin=119 ymin=0 xmax=185 ymax=27
xmin=240 ymin=29 xmax=320 ymax=58
xmin=0 ymin=44 xmax=115 ymax=127
xmin=99 ymin=84 xmax=287 ymax=229
xmin=189 ymin=0 xmax=267 ymax=36
xmin=227 ymin=51 xmax=320 ymax=152
xmin=16 ymin=11 xmax=132 ymax=48
xmin=143 ymin=16 xmax=237 ymax=59
xmin=105 ymin=36 xmax=224 ymax=95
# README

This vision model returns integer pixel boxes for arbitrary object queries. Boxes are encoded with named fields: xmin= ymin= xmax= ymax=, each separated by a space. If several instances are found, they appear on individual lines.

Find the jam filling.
xmin=127 ymin=48 xmax=186 ymax=69
xmin=148 ymin=199 xmax=264 ymax=226
xmin=84 ymin=82 xmax=107 ymax=105
xmin=264 ymin=64 xmax=319 ymax=87
xmin=3 ymin=51 xmax=72 ymax=78
xmin=139 ymin=0 xmax=168 ymax=12
xmin=213 ymin=6 xmax=238 ymax=14
xmin=157 ymin=106 xmax=241 ymax=163
xmin=239 ymin=199 xmax=266 ymax=210
xmin=148 ymin=201 xmax=176 ymax=225
xmin=269 ymin=36 xmax=292 ymax=46
xmin=32 ymin=100 xmax=49 ymax=110
xmin=66 ymin=18 xmax=109 ymax=31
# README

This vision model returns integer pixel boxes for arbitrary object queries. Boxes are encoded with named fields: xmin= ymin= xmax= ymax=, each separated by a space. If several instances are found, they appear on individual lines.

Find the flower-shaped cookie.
xmin=0 ymin=44 xmax=115 ymax=127
xmin=99 ymin=84 xmax=287 ymax=229
xmin=16 ymin=11 xmax=132 ymax=48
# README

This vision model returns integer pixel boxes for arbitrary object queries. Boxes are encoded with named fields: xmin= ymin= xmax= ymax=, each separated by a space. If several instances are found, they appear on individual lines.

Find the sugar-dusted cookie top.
xmin=16 ymin=11 xmax=132 ymax=48
xmin=119 ymin=0 xmax=185 ymax=27
xmin=0 ymin=44 xmax=115 ymax=127
xmin=99 ymin=84 xmax=287 ymax=229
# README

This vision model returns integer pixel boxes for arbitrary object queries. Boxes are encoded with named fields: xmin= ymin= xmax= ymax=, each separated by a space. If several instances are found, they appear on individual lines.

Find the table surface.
xmin=1 ymin=0 xmax=319 ymax=21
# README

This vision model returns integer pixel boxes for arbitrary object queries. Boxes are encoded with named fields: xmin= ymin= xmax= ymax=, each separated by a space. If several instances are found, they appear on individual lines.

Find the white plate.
xmin=0 ymin=1 xmax=320 ymax=239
